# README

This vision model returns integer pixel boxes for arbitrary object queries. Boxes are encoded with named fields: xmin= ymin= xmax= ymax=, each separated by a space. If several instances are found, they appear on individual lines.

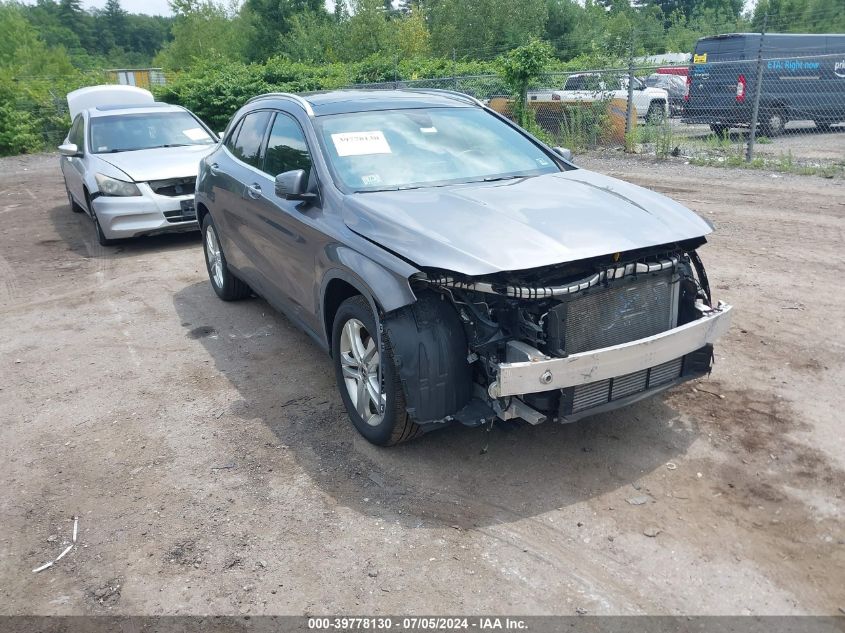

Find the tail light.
xmin=736 ymin=74 xmax=746 ymax=103
xmin=552 ymin=93 xmax=561 ymax=101
xmin=684 ymin=74 xmax=691 ymax=102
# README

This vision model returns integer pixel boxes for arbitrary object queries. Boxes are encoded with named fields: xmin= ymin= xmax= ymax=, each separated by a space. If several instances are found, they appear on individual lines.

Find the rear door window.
xmin=230 ymin=111 xmax=272 ymax=169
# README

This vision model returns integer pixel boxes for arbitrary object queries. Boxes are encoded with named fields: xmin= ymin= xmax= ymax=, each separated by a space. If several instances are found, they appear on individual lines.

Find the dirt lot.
xmin=1 ymin=153 xmax=843 ymax=616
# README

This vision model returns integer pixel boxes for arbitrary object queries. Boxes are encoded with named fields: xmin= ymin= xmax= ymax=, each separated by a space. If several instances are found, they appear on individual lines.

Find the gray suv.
xmin=195 ymin=90 xmax=731 ymax=446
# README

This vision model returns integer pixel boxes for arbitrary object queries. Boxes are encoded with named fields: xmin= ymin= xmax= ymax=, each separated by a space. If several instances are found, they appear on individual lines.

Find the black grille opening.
xmin=163 ymin=209 xmax=196 ymax=223
xmin=559 ymin=347 xmax=712 ymax=417
xmin=149 ymin=177 xmax=196 ymax=197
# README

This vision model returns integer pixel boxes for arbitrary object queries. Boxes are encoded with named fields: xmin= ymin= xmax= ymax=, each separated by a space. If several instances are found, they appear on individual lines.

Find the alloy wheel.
xmin=338 ymin=318 xmax=385 ymax=427
xmin=205 ymin=226 xmax=224 ymax=289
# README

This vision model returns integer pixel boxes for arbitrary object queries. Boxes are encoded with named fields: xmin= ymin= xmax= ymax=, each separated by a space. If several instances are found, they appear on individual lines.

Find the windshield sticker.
xmin=361 ymin=174 xmax=382 ymax=186
xmin=98 ymin=146 xmax=109 ymax=152
xmin=331 ymin=131 xmax=391 ymax=157
xmin=693 ymin=53 xmax=707 ymax=64
xmin=420 ymin=126 xmax=438 ymax=134
xmin=536 ymin=157 xmax=550 ymax=166
xmin=182 ymin=127 xmax=209 ymax=141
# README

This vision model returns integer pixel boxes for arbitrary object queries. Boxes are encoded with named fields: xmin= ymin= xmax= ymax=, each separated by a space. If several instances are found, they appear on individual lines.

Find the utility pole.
xmin=746 ymin=14 xmax=768 ymax=163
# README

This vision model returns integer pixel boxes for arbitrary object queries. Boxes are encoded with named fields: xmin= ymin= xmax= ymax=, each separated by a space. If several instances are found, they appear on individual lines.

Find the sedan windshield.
xmin=90 ymin=111 xmax=215 ymax=154
xmin=317 ymin=107 xmax=560 ymax=192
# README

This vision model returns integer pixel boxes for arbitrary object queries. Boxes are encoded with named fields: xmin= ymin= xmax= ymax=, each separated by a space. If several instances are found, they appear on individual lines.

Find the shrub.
xmin=0 ymin=103 xmax=42 ymax=155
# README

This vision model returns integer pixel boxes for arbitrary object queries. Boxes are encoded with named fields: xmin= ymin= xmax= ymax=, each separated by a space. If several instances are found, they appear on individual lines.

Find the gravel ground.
xmin=662 ymin=119 xmax=845 ymax=165
xmin=1 ymin=152 xmax=843 ymax=616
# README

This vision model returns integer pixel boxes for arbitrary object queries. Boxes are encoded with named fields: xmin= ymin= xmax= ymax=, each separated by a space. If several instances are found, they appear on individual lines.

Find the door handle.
xmin=246 ymin=183 xmax=262 ymax=199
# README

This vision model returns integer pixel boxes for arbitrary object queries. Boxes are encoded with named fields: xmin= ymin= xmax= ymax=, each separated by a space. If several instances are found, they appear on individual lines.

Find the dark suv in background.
xmin=683 ymin=33 xmax=845 ymax=136
xmin=195 ymin=90 xmax=731 ymax=446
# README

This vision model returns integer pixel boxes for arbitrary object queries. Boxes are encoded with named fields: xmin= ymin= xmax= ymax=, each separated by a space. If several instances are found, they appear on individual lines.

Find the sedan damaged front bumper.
xmin=91 ymin=182 xmax=198 ymax=239
xmin=488 ymin=302 xmax=732 ymax=421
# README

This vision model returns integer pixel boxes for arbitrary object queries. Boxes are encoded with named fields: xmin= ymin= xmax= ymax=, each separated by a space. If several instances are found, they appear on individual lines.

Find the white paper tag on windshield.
xmin=331 ymin=131 xmax=391 ymax=156
xmin=182 ymin=127 xmax=208 ymax=141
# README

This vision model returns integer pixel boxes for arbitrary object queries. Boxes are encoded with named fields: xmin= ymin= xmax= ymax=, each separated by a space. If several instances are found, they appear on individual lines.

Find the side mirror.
xmin=275 ymin=169 xmax=314 ymax=200
xmin=553 ymin=146 xmax=573 ymax=161
xmin=58 ymin=143 xmax=81 ymax=157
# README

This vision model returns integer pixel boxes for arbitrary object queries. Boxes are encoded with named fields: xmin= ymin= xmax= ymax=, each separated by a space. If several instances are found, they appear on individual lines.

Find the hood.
xmin=67 ymin=85 xmax=153 ymax=119
xmin=342 ymin=169 xmax=712 ymax=276
xmin=644 ymin=87 xmax=669 ymax=98
xmin=97 ymin=144 xmax=214 ymax=182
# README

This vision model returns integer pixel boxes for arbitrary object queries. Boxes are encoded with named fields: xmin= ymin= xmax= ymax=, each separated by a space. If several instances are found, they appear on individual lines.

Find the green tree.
xmin=429 ymin=0 xmax=547 ymax=58
xmin=103 ymin=0 xmax=127 ymax=48
xmin=155 ymin=0 xmax=245 ymax=70
xmin=280 ymin=10 xmax=344 ymax=62
xmin=345 ymin=0 xmax=397 ymax=59
xmin=498 ymin=38 xmax=553 ymax=128
xmin=240 ymin=0 xmax=326 ymax=61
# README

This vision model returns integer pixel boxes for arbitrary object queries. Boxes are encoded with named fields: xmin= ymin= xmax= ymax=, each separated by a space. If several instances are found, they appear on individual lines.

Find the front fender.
xmin=319 ymin=245 xmax=419 ymax=349
xmin=322 ymin=245 xmax=418 ymax=314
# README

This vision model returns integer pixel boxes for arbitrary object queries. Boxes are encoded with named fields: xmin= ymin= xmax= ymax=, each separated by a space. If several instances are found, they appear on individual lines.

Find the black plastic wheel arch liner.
xmin=383 ymin=293 xmax=473 ymax=423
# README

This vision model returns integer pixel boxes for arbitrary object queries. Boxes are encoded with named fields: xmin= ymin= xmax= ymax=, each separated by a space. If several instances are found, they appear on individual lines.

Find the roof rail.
xmin=246 ymin=92 xmax=314 ymax=117
xmin=402 ymin=88 xmax=484 ymax=108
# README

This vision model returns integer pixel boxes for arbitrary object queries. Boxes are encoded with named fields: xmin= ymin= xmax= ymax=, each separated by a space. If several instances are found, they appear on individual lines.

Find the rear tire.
xmin=332 ymin=295 xmax=421 ymax=446
xmin=760 ymin=109 xmax=786 ymax=137
xmin=202 ymin=214 xmax=251 ymax=301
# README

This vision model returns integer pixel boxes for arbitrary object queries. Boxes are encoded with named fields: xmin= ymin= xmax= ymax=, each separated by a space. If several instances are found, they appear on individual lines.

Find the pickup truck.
xmin=531 ymin=73 xmax=669 ymax=123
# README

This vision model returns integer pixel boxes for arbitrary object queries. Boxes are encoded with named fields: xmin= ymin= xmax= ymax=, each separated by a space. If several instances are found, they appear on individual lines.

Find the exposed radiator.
xmin=547 ymin=268 xmax=678 ymax=355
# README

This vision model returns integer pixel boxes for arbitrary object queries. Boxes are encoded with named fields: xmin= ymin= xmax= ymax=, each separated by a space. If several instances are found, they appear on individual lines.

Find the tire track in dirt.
xmin=0 ymin=253 xmax=20 ymax=302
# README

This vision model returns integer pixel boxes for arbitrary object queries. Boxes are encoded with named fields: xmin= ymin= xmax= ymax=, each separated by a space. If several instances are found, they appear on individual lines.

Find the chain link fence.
xmin=351 ymin=45 xmax=845 ymax=177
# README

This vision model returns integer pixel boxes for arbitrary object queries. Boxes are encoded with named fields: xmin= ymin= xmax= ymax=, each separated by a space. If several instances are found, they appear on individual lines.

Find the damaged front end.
xmin=385 ymin=238 xmax=732 ymax=429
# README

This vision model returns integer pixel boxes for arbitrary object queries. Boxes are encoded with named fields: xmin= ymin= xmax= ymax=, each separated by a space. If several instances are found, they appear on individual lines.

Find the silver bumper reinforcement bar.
xmin=488 ymin=302 xmax=732 ymax=399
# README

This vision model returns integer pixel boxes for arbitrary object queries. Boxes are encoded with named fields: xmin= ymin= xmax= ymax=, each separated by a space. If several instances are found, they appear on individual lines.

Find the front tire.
xmin=710 ymin=124 xmax=729 ymax=137
xmin=332 ymin=296 xmax=421 ymax=446
xmin=66 ymin=186 xmax=84 ymax=213
xmin=202 ymin=214 xmax=251 ymax=301
xmin=646 ymin=102 xmax=666 ymax=124
xmin=86 ymin=192 xmax=117 ymax=246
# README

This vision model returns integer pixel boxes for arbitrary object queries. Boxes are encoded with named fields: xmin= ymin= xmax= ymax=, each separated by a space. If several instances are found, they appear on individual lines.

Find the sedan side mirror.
xmin=58 ymin=143 xmax=81 ymax=157
xmin=553 ymin=146 xmax=573 ymax=161
xmin=275 ymin=169 xmax=314 ymax=200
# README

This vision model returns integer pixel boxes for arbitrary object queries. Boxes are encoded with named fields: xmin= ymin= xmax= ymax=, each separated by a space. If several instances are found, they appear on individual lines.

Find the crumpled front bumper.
xmin=91 ymin=182 xmax=198 ymax=239
xmin=489 ymin=302 xmax=732 ymax=399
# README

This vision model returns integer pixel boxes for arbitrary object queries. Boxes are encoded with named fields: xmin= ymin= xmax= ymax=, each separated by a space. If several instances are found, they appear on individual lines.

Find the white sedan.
xmin=60 ymin=85 xmax=218 ymax=245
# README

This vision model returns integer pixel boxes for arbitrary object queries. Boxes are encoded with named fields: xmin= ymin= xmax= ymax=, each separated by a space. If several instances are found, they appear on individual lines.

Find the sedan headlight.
xmin=95 ymin=173 xmax=141 ymax=197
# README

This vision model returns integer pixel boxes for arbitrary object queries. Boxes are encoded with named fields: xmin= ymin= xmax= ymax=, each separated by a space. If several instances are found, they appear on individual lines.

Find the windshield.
xmin=316 ymin=107 xmax=559 ymax=192
xmin=89 ymin=111 xmax=215 ymax=154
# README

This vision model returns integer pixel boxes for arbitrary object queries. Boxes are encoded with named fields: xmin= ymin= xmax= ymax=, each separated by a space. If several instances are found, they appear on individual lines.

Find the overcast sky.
xmin=81 ymin=0 xmax=171 ymax=14
xmin=79 ymin=0 xmax=338 ymax=15
xmin=78 ymin=0 xmax=755 ymax=18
